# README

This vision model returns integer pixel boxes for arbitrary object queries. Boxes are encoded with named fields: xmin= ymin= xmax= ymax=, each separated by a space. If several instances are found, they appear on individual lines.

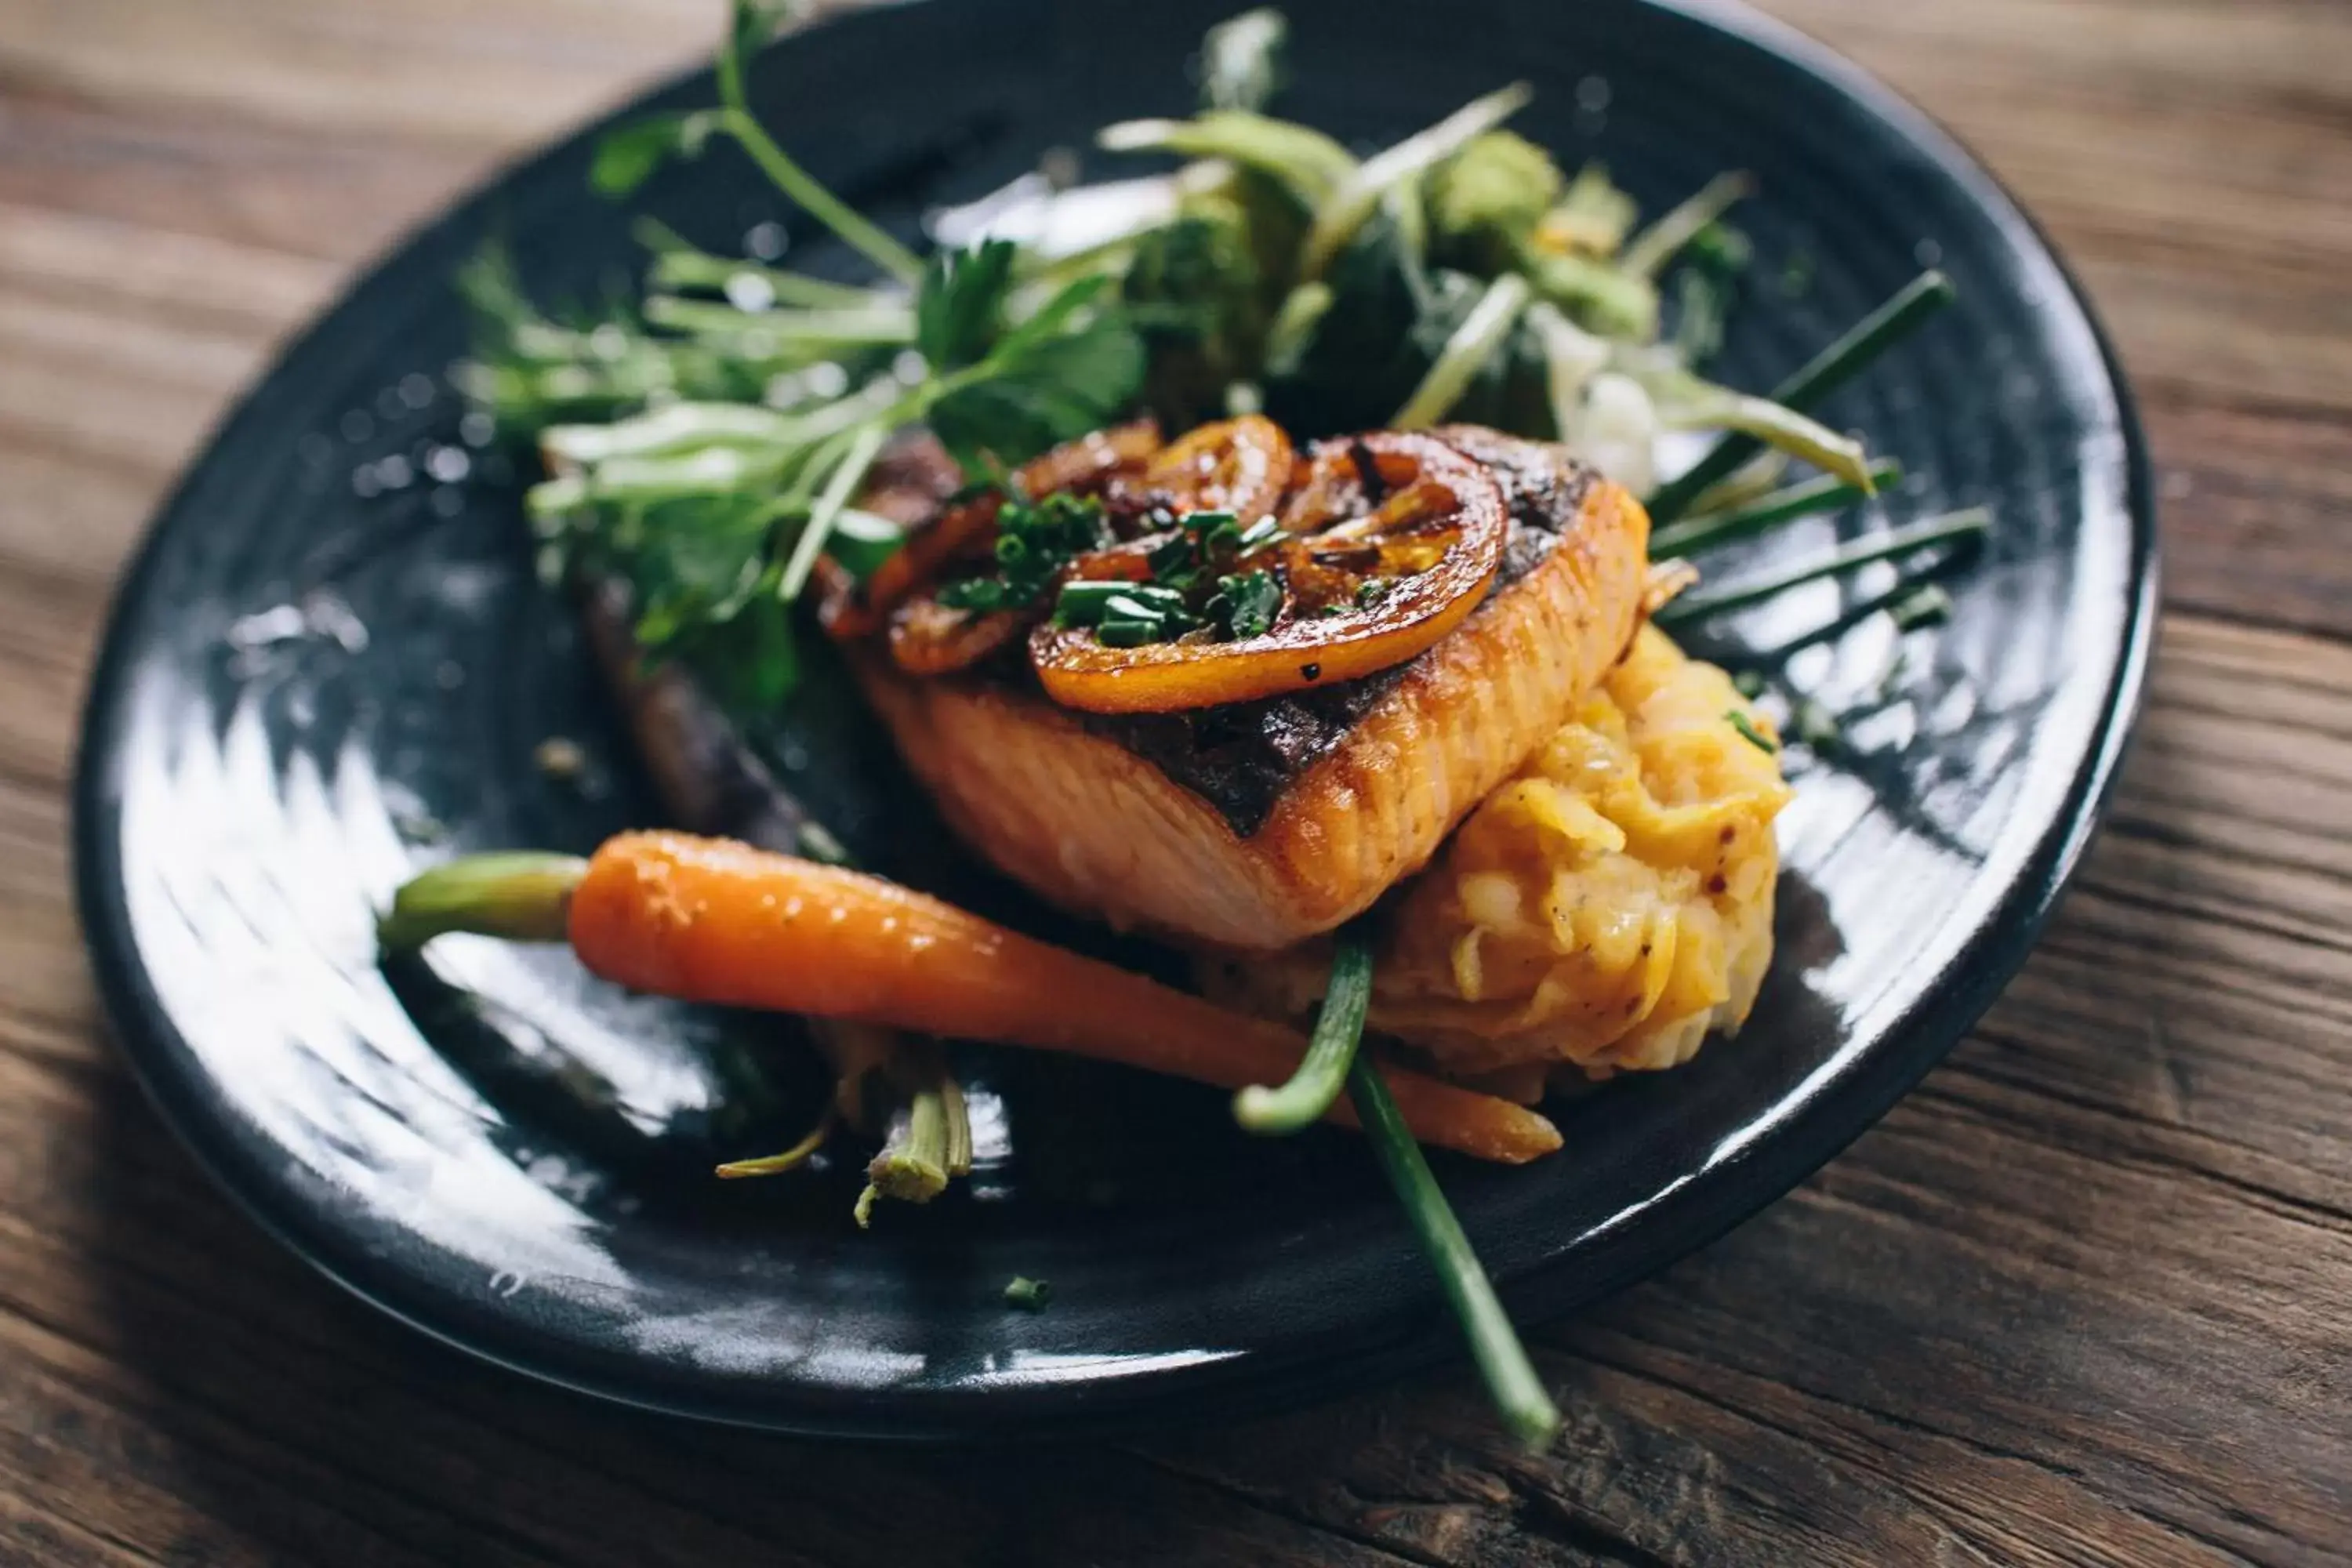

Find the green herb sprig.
xmin=508 ymin=0 xmax=1145 ymax=706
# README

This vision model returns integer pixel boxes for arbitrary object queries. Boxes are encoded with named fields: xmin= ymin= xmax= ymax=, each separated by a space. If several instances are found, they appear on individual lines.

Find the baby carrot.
xmin=562 ymin=831 xmax=1561 ymax=1164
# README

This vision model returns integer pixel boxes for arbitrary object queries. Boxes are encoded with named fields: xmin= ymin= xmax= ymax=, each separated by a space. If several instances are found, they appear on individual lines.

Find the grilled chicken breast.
xmin=855 ymin=427 xmax=1651 ymax=952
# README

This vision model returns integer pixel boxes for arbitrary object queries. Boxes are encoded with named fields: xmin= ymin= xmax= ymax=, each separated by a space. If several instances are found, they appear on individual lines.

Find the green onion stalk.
xmin=1646 ymin=270 xmax=1955 ymax=524
xmin=1233 ymin=928 xmax=1374 ymax=1132
xmin=1232 ymin=927 xmax=1562 ymax=1450
xmin=1349 ymin=1058 xmax=1564 ymax=1451
xmin=1655 ymin=506 xmax=1990 ymax=626
xmin=1651 ymin=459 xmax=1904 ymax=560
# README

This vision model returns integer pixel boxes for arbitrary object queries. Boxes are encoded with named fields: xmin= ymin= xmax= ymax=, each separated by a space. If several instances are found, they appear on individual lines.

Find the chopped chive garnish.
xmin=1653 ymin=507 xmax=1990 ymax=626
xmin=1053 ymin=580 xmax=1129 ymax=626
xmin=1235 ymin=928 xmax=1374 ymax=1134
xmin=1209 ymin=569 xmax=1283 ymax=638
xmin=1234 ymin=515 xmax=1283 ymax=553
xmin=1148 ymin=534 xmax=1199 ymax=583
xmin=1348 ymin=1057 xmax=1563 ymax=1452
xmin=1096 ymin=616 xmax=1165 ymax=647
xmin=1647 ymin=270 xmax=1955 ymax=524
xmin=1102 ymin=593 xmax=1163 ymax=622
xmin=1726 ymin=710 xmax=1778 ymax=754
xmin=938 ymin=492 xmax=1113 ymax=612
xmin=1651 ymin=459 xmax=1904 ymax=560
xmin=1004 ymin=1276 xmax=1053 ymax=1311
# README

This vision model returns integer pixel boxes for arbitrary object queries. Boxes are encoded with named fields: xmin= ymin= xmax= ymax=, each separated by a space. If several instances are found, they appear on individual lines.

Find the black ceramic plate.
xmin=74 ymin=0 xmax=2153 ymax=1437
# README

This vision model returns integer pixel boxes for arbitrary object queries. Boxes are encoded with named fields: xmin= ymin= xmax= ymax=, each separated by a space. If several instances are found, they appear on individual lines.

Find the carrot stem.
xmin=716 ymin=1109 xmax=837 ymax=1179
xmin=376 ymin=853 xmax=586 ymax=951
xmin=855 ymin=1041 xmax=971 ymax=1227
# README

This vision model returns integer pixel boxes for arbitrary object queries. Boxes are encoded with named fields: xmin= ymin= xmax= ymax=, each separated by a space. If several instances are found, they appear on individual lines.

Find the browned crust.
xmin=854 ymin=477 xmax=1651 ymax=951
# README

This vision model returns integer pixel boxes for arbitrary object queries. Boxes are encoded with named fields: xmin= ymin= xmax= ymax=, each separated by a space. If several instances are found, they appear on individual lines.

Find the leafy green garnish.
xmin=1123 ymin=204 xmax=1272 ymax=428
xmin=590 ymin=2 xmax=920 ymax=284
xmin=510 ymin=214 xmax=1138 ymax=699
xmin=916 ymin=241 xmax=1018 ymax=372
xmin=929 ymin=279 xmax=1146 ymax=477
xmin=935 ymin=492 xmax=1113 ymax=612
xmin=591 ymin=111 xmax=722 ymax=198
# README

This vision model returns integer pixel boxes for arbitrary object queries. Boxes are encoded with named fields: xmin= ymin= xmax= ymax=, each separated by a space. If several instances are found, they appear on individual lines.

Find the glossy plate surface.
xmin=74 ymin=0 xmax=2154 ymax=1436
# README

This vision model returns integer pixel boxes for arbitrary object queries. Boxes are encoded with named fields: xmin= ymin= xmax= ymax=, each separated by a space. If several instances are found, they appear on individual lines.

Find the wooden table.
xmin=2 ymin=1 xmax=2347 ymax=1562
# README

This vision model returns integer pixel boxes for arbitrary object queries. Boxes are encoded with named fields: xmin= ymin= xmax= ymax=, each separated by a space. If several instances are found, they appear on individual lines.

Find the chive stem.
xmin=1652 ymin=459 xmax=1903 ymax=560
xmin=636 ymin=220 xmax=887 ymax=309
xmin=1654 ymin=507 xmax=1990 ymax=626
xmin=1744 ymin=571 xmax=1951 ymax=665
xmin=1646 ymin=270 xmax=1954 ymax=524
xmin=1348 ymin=1057 xmax=1563 ymax=1452
xmin=1235 ymin=928 xmax=1374 ymax=1134
xmin=376 ymin=853 xmax=587 ymax=953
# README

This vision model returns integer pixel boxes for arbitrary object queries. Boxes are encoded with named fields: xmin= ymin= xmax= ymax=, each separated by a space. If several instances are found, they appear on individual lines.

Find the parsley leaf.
xmin=916 ymin=239 xmax=1019 ymax=372
xmin=590 ymin=111 xmax=722 ymax=198
xmin=928 ymin=314 xmax=1145 ymax=477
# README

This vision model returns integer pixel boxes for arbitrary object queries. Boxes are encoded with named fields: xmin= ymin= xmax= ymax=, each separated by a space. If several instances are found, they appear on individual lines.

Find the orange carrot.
xmin=566 ymin=830 xmax=1562 ymax=1164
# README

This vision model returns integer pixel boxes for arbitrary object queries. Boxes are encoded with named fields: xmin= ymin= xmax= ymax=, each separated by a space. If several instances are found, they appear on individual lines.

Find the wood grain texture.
xmin=0 ymin=0 xmax=2347 ymax=1563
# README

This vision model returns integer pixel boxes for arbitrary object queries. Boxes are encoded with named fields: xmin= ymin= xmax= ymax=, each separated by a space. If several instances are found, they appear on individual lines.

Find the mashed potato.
xmin=1210 ymin=625 xmax=1790 ymax=1085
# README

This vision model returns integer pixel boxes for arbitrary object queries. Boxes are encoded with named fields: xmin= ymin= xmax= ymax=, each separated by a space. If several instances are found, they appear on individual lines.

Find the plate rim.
xmin=70 ymin=0 xmax=2160 ymax=1439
